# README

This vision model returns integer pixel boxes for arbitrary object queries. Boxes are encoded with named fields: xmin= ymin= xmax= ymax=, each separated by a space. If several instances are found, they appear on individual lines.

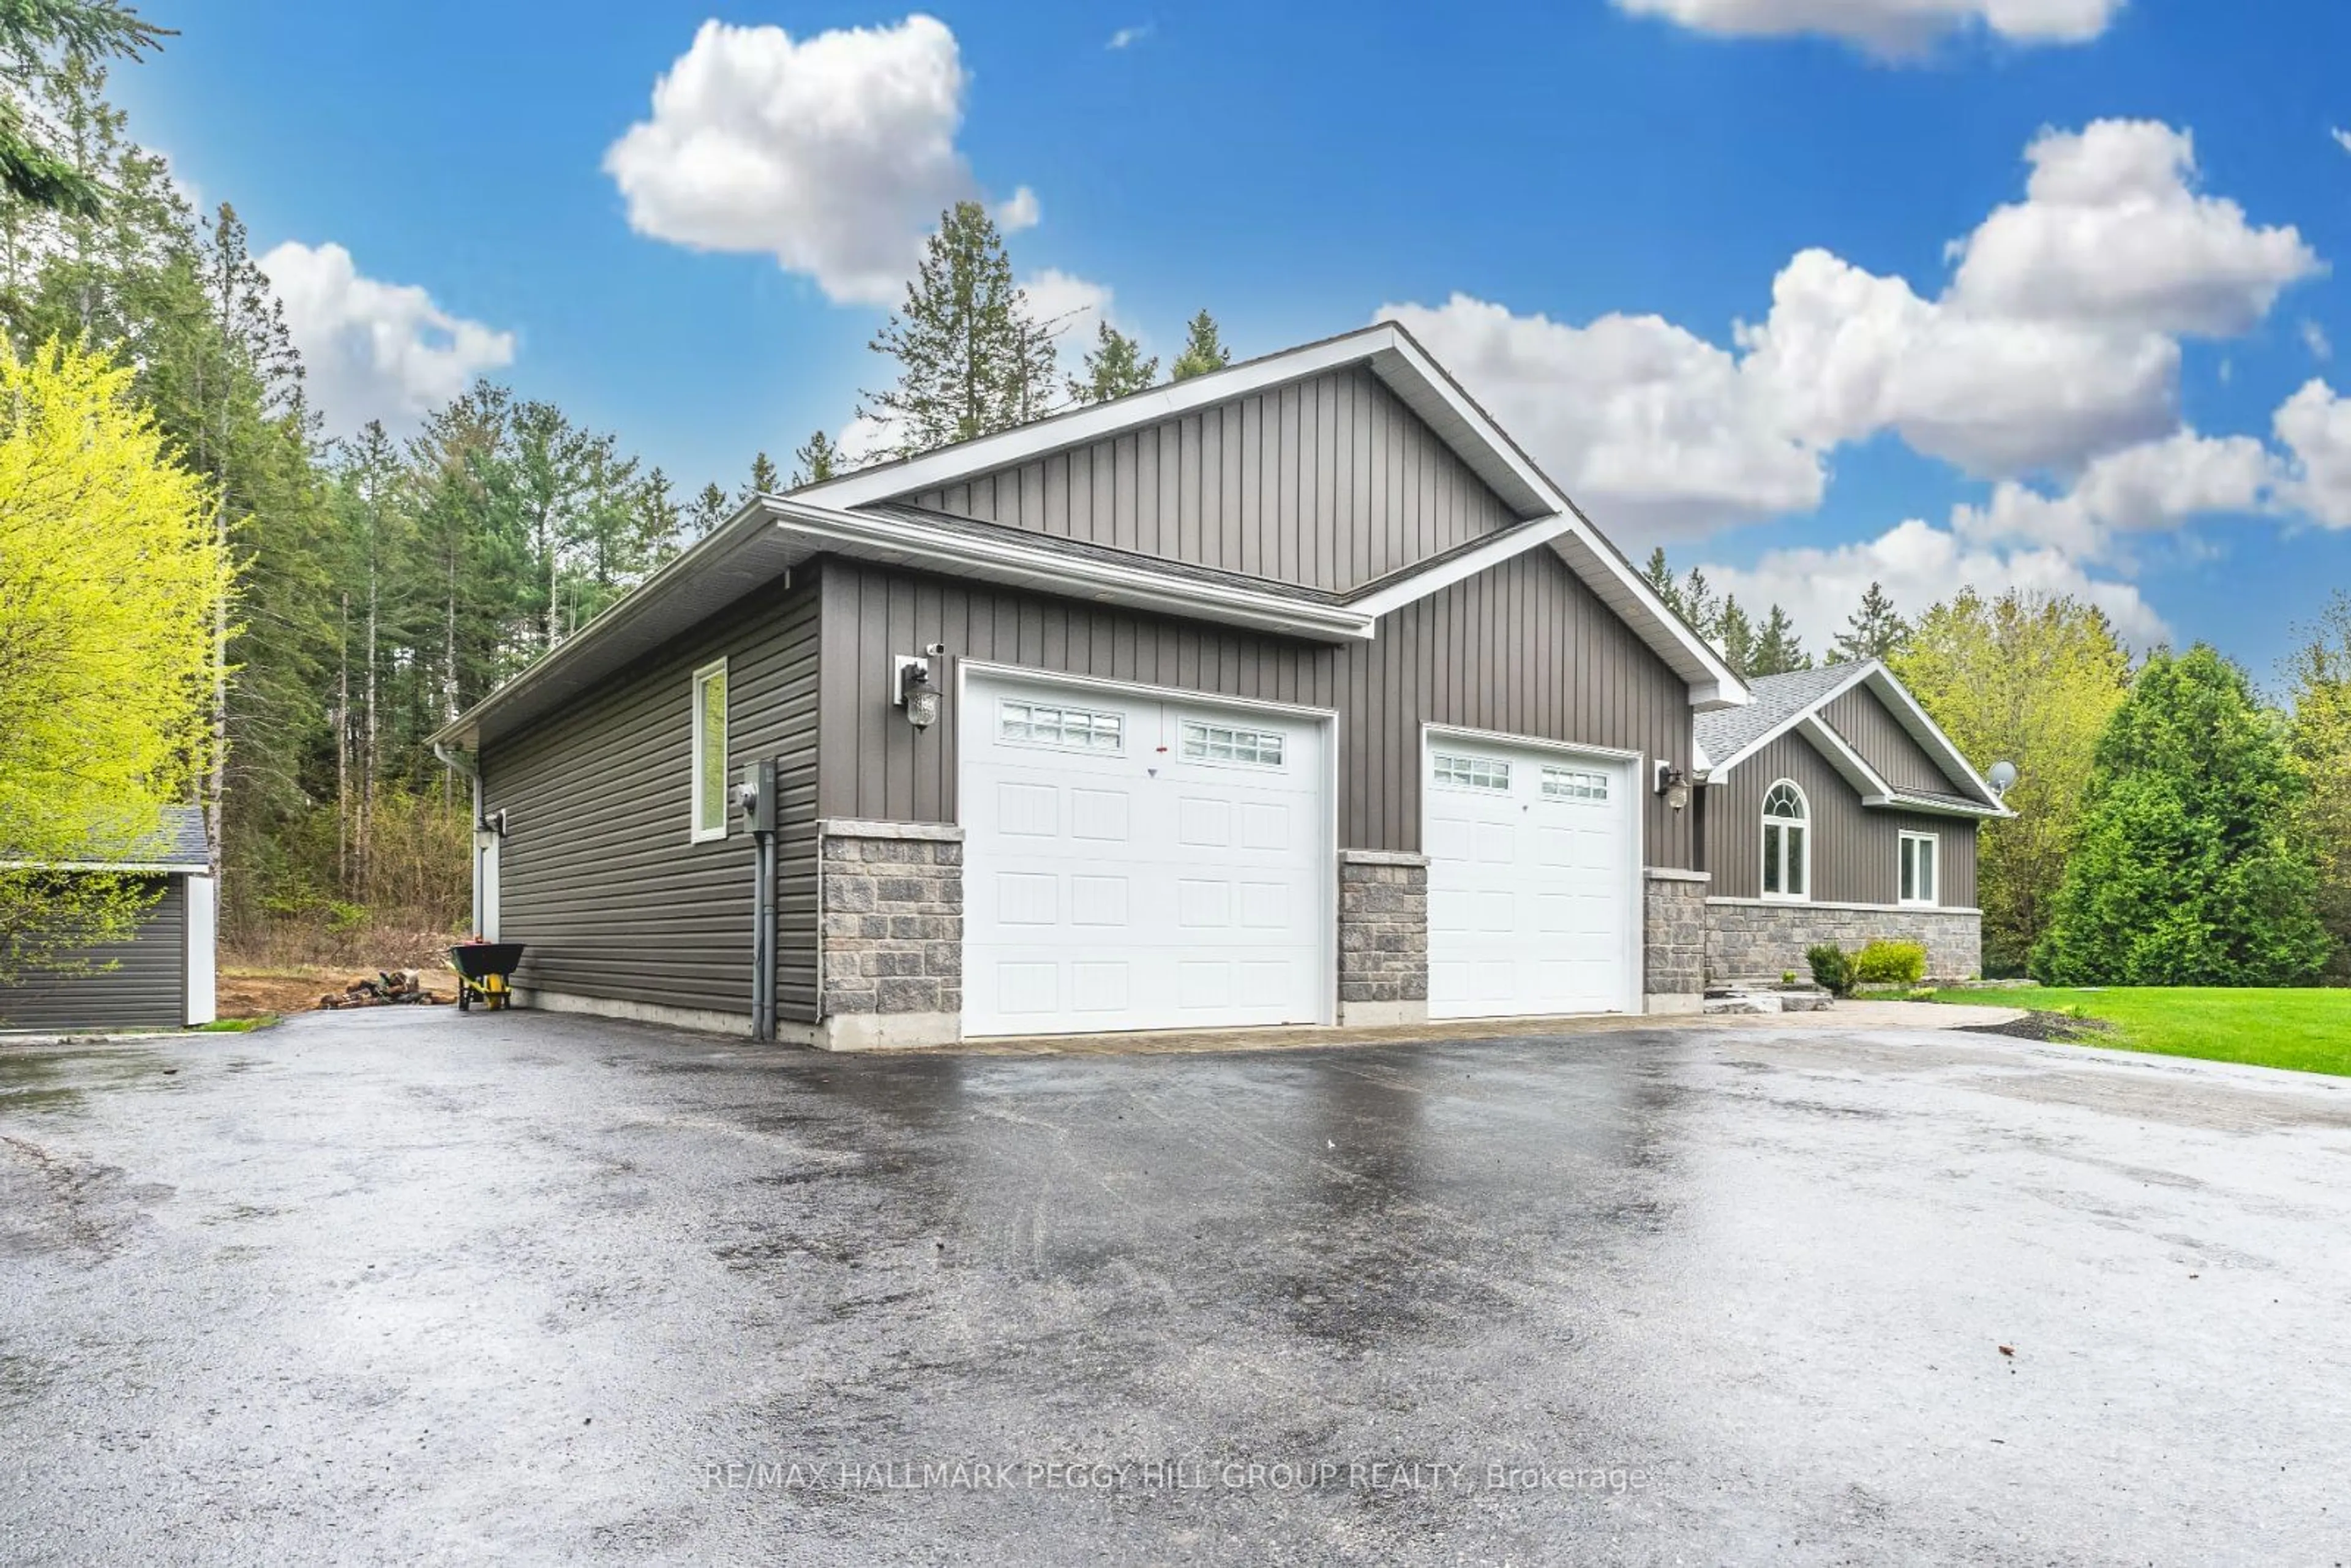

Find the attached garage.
xmin=959 ymin=668 xmax=1333 ymax=1037
xmin=1423 ymin=730 xmax=1641 ymax=1019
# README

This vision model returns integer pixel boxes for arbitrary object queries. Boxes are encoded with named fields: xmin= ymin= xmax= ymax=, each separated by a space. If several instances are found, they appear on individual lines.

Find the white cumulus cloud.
xmin=1387 ymin=117 xmax=2318 ymax=547
xmin=1382 ymin=293 xmax=1824 ymax=539
xmin=258 ymin=241 xmax=516 ymax=435
xmin=1948 ymin=428 xmax=2281 ymax=561
xmin=1611 ymin=0 xmax=2125 ymax=54
xmin=2274 ymin=379 xmax=2351 ymax=528
xmin=1701 ymin=519 xmax=2172 ymax=655
xmin=1617 ymin=0 xmax=2134 ymax=54
xmin=605 ymin=15 xmax=1034 ymax=306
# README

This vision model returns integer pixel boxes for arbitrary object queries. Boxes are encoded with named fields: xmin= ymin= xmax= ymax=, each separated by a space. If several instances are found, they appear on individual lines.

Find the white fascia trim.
xmin=1348 ymin=514 xmax=1579 ymax=619
xmin=797 ymin=326 xmax=1421 ymax=511
xmin=0 ymin=860 xmax=204 ymax=874
xmin=764 ymin=497 xmax=1375 ymax=643
xmin=1422 ymin=721 xmax=1644 ymax=765
xmin=1708 ymin=662 xmax=1878 ymax=777
xmin=1798 ymin=714 xmax=1894 ymax=799
xmin=1856 ymin=666 xmax=2009 ymax=812
xmin=1864 ymin=790 xmax=2011 ymax=820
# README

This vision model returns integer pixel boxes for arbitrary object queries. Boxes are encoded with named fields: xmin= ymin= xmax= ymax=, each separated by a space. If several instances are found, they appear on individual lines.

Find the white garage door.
xmin=1424 ymin=732 xmax=1639 ymax=1019
xmin=961 ymin=671 xmax=1332 ymax=1037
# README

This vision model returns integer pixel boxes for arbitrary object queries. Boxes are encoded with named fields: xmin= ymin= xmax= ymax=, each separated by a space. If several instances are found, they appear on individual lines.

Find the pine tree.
xmin=1714 ymin=596 xmax=1756 ymax=677
xmin=1832 ymin=581 xmax=1908 ymax=664
xmin=1068 ymin=321 xmax=1157 ymax=404
xmin=741 ymin=450 xmax=781 ymax=500
xmin=0 ymin=0 xmax=169 ymax=218
xmin=1169 ymin=309 xmax=1231 ymax=381
xmin=1749 ymin=606 xmax=1812 ymax=677
xmin=861 ymin=200 xmax=1061 ymax=456
xmin=2033 ymin=646 xmax=2329 ymax=986
xmin=1641 ymin=547 xmax=1684 ymax=618
xmin=688 ymin=481 xmax=731 ymax=538
xmin=789 ymin=430 xmax=838 ymax=487
xmin=1678 ymin=566 xmax=1720 ymax=643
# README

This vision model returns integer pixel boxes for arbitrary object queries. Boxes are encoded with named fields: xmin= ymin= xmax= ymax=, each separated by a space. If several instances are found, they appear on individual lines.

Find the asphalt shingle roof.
xmin=1693 ymin=662 xmax=1867 ymax=768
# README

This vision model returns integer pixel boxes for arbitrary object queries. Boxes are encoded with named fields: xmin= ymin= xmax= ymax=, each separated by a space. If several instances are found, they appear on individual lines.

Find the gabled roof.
xmin=3 ymin=805 xmax=211 ymax=872
xmin=429 ymin=322 xmax=1749 ymax=752
xmin=1696 ymin=662 xmax=2012 ymax=819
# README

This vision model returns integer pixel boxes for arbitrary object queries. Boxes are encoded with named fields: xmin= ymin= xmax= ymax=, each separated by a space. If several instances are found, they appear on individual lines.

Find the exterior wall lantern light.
xmin=1654 ymin=763 xmax=1692 ymax=812
xmin=893 ymin=650 xmax=942 ymax=731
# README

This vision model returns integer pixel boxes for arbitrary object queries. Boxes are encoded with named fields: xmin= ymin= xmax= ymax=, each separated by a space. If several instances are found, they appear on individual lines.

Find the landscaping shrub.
xmin=1807 ymin=943 xmax=1859 ymax=997
xmin=1854 ymin=939 xmax=1927 ymax=986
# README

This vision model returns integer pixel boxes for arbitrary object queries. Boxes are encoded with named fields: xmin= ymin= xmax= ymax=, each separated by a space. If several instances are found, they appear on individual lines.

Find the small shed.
xmin=0 ymin=806 xmax=216 ymax=1032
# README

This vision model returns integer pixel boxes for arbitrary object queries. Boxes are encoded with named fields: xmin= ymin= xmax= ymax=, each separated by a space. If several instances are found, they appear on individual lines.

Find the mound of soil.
xmin=1960 ymin=1010 xmax=2119 ymax=1043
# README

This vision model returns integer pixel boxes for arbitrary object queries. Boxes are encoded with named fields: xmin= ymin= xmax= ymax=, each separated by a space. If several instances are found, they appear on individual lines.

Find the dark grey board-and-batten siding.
xmin=816 ymin=550 xmax=1700 ymax=869
xmin=902 ymin=364 xmax=1521 ymax=593
xmin=482 ymin=583 xmax=820 ymax=1023
xmin=0 ymin=876 xmax=186 ymax=1030
xmin=1703 ymin=729 xmax=1977 ymax=906
xmin=1821 ymin=685 xmax=1963 ymax=798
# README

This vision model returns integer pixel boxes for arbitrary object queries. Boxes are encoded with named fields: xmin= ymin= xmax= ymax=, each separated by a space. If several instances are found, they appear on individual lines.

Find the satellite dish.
xmin=1988 ymin=760 xmax=2019 ymax=794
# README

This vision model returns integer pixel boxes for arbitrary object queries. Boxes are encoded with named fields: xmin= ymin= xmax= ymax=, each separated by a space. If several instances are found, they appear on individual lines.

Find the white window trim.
xmin=1899 ymin=830 xmax=1940 ymax=908
xmin=1761 ymin=779 xmax=1810 ymax=902
xmin=689 ymin=656 xmax=729 ymax=844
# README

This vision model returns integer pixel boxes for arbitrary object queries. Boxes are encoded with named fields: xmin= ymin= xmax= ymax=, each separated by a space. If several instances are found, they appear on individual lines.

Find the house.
xmin=0 ymin=805 xmax=217 ymax=1032
xmin=1695 ymin=662 xmax=2009 ymax=984
xmin=427 ymin=323 xmax=1986 ymax=1048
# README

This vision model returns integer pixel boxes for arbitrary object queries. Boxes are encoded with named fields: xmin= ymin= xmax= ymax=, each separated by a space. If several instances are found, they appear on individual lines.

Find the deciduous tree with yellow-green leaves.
xmin=0 ymin=338 xmax=231 ymax=987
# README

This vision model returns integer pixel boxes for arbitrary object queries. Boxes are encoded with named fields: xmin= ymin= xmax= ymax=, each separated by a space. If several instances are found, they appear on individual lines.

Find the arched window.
xmin=1761 ymin=780 xmax=1809 ymax=899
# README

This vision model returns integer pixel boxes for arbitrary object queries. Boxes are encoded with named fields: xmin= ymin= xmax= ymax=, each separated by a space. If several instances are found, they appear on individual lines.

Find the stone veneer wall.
xmin=1705 ymin=899 xmax=1982 ymax=985
xmin=1337 ymin=850 xmax=1428 ymax=1027
xmin=1643 ymin=869 xmax=1709 ymax=1013
xmin=817 ymin=819 xmax=964 ymax=1049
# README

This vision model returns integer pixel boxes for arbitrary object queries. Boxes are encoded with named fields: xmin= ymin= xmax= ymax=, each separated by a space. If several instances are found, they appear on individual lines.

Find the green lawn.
xmin=1925 ymin=986 xmax=2351 ymax=1078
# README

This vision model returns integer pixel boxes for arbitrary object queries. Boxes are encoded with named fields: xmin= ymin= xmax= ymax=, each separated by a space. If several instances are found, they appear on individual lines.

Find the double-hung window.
xmin=1899 ymin=831 xmax=1939 ymax=907
xmin=1761 ymin=780 xmax=1809 ymax=899
xmin=691 ymin=658 xmax=729 ymax=842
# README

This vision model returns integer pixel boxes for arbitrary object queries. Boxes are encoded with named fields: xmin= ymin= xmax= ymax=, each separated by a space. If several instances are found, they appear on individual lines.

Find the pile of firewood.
xmin=317 ymin=970 xmax=450 ymax=1008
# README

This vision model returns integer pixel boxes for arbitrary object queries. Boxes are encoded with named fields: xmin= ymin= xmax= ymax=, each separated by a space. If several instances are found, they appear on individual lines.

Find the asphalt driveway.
xmin=4 ymin=1008 xmax=2348 ymax=1566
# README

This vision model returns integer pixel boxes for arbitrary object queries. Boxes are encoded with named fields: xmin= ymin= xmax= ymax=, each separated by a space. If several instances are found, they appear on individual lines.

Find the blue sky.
xmin=119 ymin=0 xmax=2351 ymax=678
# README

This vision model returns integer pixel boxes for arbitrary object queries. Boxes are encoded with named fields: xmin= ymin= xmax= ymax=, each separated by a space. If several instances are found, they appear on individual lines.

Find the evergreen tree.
xmin=1640 ymin=547 xmax=1682 ymax=618
xmin=861 ymin=200 xmax=1060 ymax=456
xmin=789 ymin=430 xmax=838 ymax=487
xmin=1749 ymin=606 xmax=1812 ymax=677
xmin=741 ymin=449 xmax=781 ymax=500
xmin=1715 ymin=596 xmax=1756 ymax=677
xmin=1068 ymin=321 xmax=1157 ymax=404
xmin=0 ymin=0 xmax=168 ymax=218
xmin=2033 ymin=646 xmax=2329 ymax=986
xmin=688 ymin=480 xmax=731 ymax=538
xmin=1169 ymin=309 xmax=1230 ymax=381
xmin=1678 ymin=566 xmax=1720 ymax=643
xmin=1832 ymin=581 xmax=1908 ymax=664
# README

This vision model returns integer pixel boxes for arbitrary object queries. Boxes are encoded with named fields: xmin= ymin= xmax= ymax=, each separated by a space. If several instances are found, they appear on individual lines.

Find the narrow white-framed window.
xmin=1760 ymin=779 xmax=1809 ymax=900
xmin=690 ymin=658 xmax=729 ymax=842
xmin=1433 ymin=753 xmax=1510 ymax=792
xmin=998 ymin=699 xmax=1125 ymax=754
xmin=1899 ymin=830 xmax=1939 ymax=907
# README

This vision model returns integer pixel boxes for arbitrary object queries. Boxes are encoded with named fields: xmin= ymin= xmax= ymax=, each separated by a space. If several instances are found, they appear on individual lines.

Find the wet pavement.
xmin=3 ymin=1008 xmax=2348 ymax=1566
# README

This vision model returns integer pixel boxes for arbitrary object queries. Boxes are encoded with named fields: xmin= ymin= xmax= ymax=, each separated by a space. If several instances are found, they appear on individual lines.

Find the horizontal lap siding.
xmin=0 ymin=877 xmax=186 ymax=1030
xmin=1708 ymin=732 xmax=1977 ymax=906
xmin=1822 ymin=686 xmax=1967 ymax=796
xmin=817 ymin=550 xmax=1696 ymax=869
xmin=484 ymin=584 xmax=821 ymax=1021
xmin=902 ymin=366 xmax=1518 ymax=593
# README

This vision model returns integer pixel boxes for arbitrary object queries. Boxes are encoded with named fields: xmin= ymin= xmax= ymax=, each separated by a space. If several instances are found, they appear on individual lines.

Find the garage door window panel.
xmin=1000 ymin=700 xmax=1125 ymax=753
xmin=1181 ymin=721 xmax=1286 ymax=768
xmin=1433 ymin=754 xmax=1510 ymax=792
